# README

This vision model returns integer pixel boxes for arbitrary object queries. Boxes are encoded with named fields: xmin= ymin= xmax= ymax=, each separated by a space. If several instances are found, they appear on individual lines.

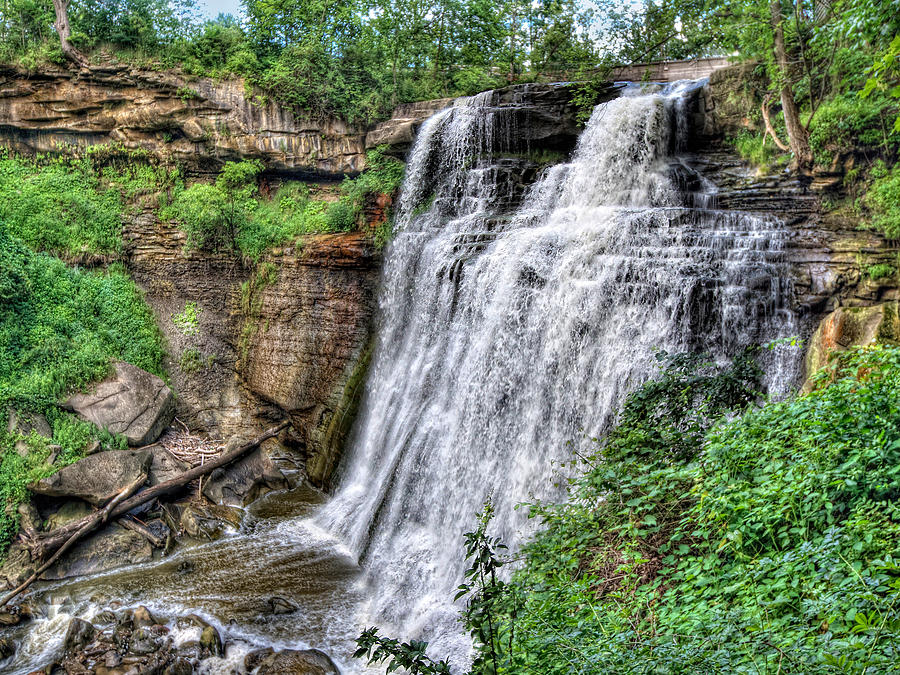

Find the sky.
xmin=195 ymin=0 xmax=244 ymax=20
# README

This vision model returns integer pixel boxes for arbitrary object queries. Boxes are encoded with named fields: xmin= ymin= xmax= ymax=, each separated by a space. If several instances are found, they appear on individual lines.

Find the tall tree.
xmin=51 ymin=0 xmax=87 ymax=65
xmin=769 ymin=0 xmax=812 ymax=170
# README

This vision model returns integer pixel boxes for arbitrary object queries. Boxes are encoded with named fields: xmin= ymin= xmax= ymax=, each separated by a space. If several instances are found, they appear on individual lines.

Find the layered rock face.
xmin=0 ymin=65 xmax=366 ymax=175
xmin=123 ymin=212 xmax=380 ymax=489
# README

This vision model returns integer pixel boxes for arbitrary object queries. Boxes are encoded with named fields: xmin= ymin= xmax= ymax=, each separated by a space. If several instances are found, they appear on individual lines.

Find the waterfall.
xmin=320 ymin=81 xmax=799 ymax=665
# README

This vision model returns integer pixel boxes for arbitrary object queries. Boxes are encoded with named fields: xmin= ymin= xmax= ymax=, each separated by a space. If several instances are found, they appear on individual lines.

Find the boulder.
xmin=202 ymin=438 xmax=288 ymax=506
xmin=245 ymin=648 xmax=340 ymax=675
xmin=62 ymin=361 xmax=175 ymax=446
xmin=803 ymin=302 xmax=900 ymax=390
xmin=63 ymin=618 xmax=96 ymax=653
xmin=177 ymin=502 xmax=243 ymax=540
xmin=29 ymin=449 xmax=151 ymax=506
xmin=146 ymin=445 xmax=190 ymax=486
xmin=7 ymin=409 xmax=52 ymax=457
xmin=42 ymin=524 xmax=153 ymax=580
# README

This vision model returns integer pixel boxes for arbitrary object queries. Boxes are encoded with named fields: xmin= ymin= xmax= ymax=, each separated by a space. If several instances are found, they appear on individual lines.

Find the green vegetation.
xmin=864 ymin=161 xmax=900 ymax=239
xmin=0 ymin=153 xmax=122 ymax=257
xmin=0 ymin=151 xmax=179 ymax=258
xmin=867 ymin=263 xmax=896 ymax=281
xmin=359 ymin=346 xmax=900 ymax=674
xmin=165 ymin=148 xmax=404 ymax=260
xmin=172 ymin=301 xmax=201 ymax=336
xmin=732 ymin=130 xmax=784 ymax=171
xmin=0 ymin=222 xmax=165 ymax=556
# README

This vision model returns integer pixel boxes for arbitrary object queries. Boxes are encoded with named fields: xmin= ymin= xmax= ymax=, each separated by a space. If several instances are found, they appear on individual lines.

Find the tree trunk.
xmin=52 ymin=0 xmax=89 ymax=67
xmin=770 ymin=0 xmax=813 ymax=171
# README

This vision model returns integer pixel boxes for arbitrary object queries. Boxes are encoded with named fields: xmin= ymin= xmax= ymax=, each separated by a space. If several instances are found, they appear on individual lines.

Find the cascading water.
xmin=320 ymin=81 xmax=800 ymax=666
xmin=3 ymin=81 xmax=803 ymax=675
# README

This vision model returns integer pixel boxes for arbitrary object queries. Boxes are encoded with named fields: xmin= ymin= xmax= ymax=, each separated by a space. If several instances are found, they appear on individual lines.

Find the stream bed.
xmin=5 ymin=484 xmax=372 ymax=674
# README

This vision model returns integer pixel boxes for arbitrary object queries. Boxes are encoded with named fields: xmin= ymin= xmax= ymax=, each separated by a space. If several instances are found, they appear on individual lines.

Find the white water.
xmin=319 ymin=81 xmax=799 ymax=666
xmin=3 ymin=82 xmax=802 ymax=674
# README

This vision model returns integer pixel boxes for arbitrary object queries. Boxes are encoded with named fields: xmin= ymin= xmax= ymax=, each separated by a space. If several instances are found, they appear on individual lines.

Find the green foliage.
xmin=361 ymin=347 xmax=900 ymax=674
xmin=172 ymin=301 xmax=201 ymax=336
xmin=867 ymin=264 xmax=895 ymax=281
xmin=863 ymin=161 xmax=900 ymax=239
xmin=164 ymin=159 xmax=263 ymax=253
xmin=167 ymin=150 xmax=403 ymax=261
xmin=0 ymin=223 xmax=165 ymax=557
xmin=809 ymin=93 xmax=900 ymax=166
xmin=732 ymin=130 xmax=782 ymax=170
xmin=0 ymin=155 xmax=123 ymax=256
xmin=496 ymin=346 xmax=900 ymax=673
xmin=178 ymin=347 xmax=202 ymax=374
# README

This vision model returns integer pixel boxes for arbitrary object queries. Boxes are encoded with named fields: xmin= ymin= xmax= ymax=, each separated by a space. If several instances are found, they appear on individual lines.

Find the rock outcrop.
xmin=124 ymin=212 xmax=380 ymax=490
xmin=0 ymin=64 xmax=367 ymax=176
xmin=28 ymin=448 xmax=151 ymax=505
xmin=62 ymin=361 xmax=175 ymax=446
xmin=802 ymin=302 xmax=899 ymax=388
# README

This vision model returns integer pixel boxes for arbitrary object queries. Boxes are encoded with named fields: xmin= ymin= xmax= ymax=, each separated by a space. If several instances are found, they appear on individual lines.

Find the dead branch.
xmin=1 ymin=473 xmax=147 ymax=608
xmin=23 ymin=421 xmax=289 ymax=562
xmin=118 ymin=517 xmax=166 ymax=548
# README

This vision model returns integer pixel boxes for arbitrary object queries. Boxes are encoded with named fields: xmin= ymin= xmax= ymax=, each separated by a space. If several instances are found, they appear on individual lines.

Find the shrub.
xmin=863 ymin=160 xmax=900 ymax=239
xmin=809 ymin=92 xmax=900 ymax=166
xmin=0 ymin=155 xmax=123 ymax=256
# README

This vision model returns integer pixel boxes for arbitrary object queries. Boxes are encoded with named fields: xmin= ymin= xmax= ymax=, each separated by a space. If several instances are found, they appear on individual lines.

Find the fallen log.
xmin=1 ymin=473 xmax=147 ymax=608
xmin=22 ymin=421 xmax=290 ymax=562
xmin=118 ymin=516 xmax=166 ymax=549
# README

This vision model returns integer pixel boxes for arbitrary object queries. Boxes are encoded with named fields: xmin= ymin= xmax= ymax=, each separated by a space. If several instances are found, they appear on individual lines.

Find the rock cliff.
xmin=0 ymin=64 xmax=367 ymax=175
xmin=123 ymin=211 xmax=380 ymax=489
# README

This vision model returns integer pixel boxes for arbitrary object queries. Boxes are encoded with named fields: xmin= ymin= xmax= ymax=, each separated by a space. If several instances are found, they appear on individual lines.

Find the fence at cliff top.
xmin=319 ymin=78 xmax=801 ymax=669
xmin=535 ymin=56 xmax=733 ymax=83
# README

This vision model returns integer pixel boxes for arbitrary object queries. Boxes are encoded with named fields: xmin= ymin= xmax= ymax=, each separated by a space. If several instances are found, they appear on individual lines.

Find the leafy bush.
xmin=864 ymin=160 xmax=900 ymax=239
xmin=732 ymin=130 xmax=782 ymax=169
xmin=0 ymin=155 xmax=123 ymax=256
xmin=0 ymin=223 xmax=165 ymax=556
xmin=168 ymin=150 xmax=404 ymax=261
xmin=867 ymin=263 xmax=895 ymax=281
xmin=164 ymin=159 xmax=263 ymax=253
xmin=809 ymin=93 xmax=900 ymax=166
xmin=496 ymin=346 xmax=900 ymax=674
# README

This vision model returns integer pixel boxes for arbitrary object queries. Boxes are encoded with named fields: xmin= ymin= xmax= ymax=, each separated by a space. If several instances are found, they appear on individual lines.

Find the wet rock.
xmin=199 ymin=625 xmax=223 ymax=657
xmin=61 ymin=361 xmax=175 ymax=446
xmin=178 ymin=501 xmax=243 ymax=540
xmin=94 ymin=610 xmax=117 ymax=626
xmin=163 ymin=657 xmax=193 ymax=675
xmin=29 ymin=449 xmax=151 ymax=506
xmin=130 ymin=606 xmax=157 ymax=628
xmin=268 ymin=596 xmax=299 ymax=615
xmin=146 ymin=445 xmax=190 ymax=486
xmin=45 ymin=500 xmax=93 ymax=530
xmin=129 ymin=626 xmax=160 ymax=655
xmin=7 ymin=409 xmax=52 ymax=457
xmin=63 ymin=618 xmax=96 ymax=653
xmin=0 ymin=541 xmax=36 ymax=589
xmin=17 ymin=501 xmax=41 ymax=534
xmin=246 ymin=648 xmax=340 ymax=675
xmin=0 ymin=611 xmax=19 ymax=626
xmin=43 ymin=523 xmax=153 ymax=580
xmin=202 ymin=438 xmax=288 ymax=506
